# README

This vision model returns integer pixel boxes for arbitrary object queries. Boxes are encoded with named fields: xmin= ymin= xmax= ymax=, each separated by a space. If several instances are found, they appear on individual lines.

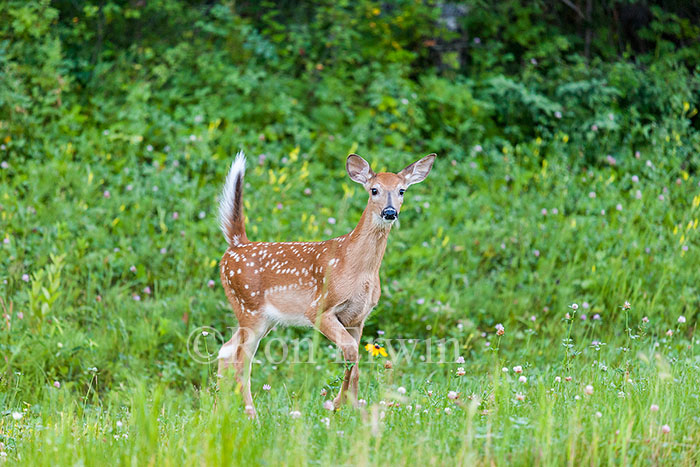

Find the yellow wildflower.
xmin=365 ymin=343 xmax=388 ymax=357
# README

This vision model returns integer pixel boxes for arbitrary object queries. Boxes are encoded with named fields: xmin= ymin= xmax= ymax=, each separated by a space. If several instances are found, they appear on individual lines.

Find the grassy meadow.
xmin=2 ymin=1 xmax=700 ymax=465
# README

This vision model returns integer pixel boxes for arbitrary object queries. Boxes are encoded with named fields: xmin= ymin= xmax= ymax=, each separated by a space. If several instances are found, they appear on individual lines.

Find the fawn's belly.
xmin=261 ymin=287 xmax=317 ymax=327
xmin=256 ymin=277 xmax=379 ymax=328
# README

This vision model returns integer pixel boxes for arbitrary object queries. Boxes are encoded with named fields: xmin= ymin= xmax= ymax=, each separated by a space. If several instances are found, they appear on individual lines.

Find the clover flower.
xmin=495 ymin=323 xmax=505 ymax=336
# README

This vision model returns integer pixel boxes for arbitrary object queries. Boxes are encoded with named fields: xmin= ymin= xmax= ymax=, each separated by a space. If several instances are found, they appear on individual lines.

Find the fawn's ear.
xmin=399 ymin=153 xmax=436 ymax=186
xmin=346 ymin=154 xmax=375 ymax=186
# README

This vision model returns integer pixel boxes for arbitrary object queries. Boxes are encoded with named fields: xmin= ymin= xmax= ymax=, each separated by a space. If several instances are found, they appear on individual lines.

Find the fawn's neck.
xmin=343 ymin=207 xmax=391 ymax=274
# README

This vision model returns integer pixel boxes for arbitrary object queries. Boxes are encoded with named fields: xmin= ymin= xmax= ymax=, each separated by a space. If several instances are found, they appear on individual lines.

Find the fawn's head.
xmin=346 ymin=153 xmax=436 ymax=226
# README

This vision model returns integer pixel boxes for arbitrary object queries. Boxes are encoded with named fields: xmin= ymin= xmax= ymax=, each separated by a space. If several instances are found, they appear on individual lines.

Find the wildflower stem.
xmin=562 ymin=310 xmax=576 ymax=371
xmin=625 ymin=308 xmax=630 ymax=347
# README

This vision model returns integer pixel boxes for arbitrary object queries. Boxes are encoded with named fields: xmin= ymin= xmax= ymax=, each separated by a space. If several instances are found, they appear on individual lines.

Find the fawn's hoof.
xmin=244 ymin=404 xmax=257 ymax=418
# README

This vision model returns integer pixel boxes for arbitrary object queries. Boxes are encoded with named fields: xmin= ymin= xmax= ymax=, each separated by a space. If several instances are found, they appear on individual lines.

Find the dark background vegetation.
xmin=4 ymin=0 xmax=700 ymax=160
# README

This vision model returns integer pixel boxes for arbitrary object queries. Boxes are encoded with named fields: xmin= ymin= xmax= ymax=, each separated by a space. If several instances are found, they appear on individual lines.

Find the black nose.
xmin=381 ymin=207 xmax=397 ymax=220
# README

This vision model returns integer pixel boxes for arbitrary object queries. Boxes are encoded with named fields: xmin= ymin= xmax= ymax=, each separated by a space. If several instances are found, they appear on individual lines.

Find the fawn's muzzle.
xmin=381 ymin=207 xmax=398 ymax=220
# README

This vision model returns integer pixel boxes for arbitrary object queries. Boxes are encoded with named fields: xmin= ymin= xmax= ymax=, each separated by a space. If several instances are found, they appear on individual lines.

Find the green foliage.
xmin=1 ymin=0 xmax=699 ymax=463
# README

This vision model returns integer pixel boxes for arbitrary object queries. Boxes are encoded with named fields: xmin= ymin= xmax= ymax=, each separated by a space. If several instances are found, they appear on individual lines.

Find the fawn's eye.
xmin=399 ymin=189 xmax=405 ymax=196
xmin=371 ymin=188 xmax=379 ymax=196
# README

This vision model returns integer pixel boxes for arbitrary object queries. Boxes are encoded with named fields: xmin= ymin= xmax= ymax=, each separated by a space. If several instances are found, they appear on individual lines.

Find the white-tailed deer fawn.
xmin=216 ymin=151 xmax=436 ymax=417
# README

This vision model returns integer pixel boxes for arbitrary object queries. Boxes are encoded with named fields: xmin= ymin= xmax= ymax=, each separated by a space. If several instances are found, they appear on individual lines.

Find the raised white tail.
xmin=218 ymin=151 xmax=247 ymax=246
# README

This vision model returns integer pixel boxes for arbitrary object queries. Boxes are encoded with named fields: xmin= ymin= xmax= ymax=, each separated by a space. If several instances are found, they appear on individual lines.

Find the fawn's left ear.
xmin=399 ymin=153 xmax=436 ymax=186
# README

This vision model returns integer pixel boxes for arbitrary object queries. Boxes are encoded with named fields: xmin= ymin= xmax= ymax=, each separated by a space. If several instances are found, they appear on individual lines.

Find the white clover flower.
xmin=495 ymin=323 xmax=505 ymax=336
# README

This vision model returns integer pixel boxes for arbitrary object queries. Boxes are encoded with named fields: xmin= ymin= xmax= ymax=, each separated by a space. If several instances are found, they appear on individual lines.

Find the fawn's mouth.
xmin=373 ymin=212 xmax=397 ymax=228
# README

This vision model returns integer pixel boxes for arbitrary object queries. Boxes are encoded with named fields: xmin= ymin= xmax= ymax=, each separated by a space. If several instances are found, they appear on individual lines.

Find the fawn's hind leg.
xmin=218 ymin=323 xmax=268 ymax=417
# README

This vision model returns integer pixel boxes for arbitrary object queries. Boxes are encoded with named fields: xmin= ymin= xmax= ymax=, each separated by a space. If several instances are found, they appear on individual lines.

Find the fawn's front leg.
xmin=332 ymin=325 xmax=363 ymax=408
xmin=344 ymin=325 xmax=363 ymax=404
xmin=318 ymin=314 xmax=360 ymax=409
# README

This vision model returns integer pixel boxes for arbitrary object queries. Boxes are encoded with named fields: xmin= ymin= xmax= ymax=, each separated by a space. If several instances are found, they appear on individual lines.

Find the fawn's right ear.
xmin=346 ymin=154 xmax=375 ymax=186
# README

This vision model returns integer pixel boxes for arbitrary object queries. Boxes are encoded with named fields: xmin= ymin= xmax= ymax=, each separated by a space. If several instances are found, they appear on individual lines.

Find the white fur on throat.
xmin=218 ymin=151 xmax=246 ymax=245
